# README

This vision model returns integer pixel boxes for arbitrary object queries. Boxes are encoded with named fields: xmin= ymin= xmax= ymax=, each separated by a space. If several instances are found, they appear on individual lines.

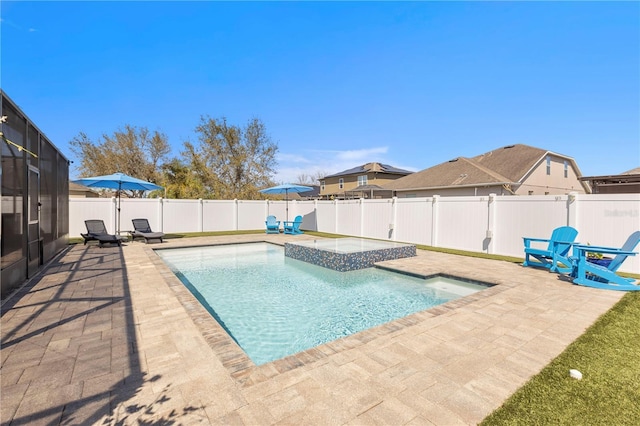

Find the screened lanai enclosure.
xmin=1 ymin=91 xmax=70 ymax=297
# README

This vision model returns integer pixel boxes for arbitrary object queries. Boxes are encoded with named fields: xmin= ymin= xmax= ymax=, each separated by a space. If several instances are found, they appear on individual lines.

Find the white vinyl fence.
xmin=70 ymin=193 xmax=640 ymax=273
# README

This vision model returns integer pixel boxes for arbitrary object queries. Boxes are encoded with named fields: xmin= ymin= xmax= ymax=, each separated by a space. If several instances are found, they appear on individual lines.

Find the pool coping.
xmin=147 ymin=238 xmax=509 ymax=388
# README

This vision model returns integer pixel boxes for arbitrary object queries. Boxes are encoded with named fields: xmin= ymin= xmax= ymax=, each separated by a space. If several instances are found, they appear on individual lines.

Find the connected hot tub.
xmin=284 ymin=238 xmax=416 ymax=271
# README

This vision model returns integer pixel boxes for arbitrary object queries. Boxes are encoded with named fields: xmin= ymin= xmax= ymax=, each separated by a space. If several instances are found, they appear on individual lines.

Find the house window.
xmin=546 ymin=156 xmax=551 ymax=175
xmin=564 ymin=161 xmax=568 ymax=178
xmin=528 ymin=191 xmax=534 ymax=195
xmin=338 ymin=178 xmax=344 ymax=189
xmin=320 ymin=180 xmax=325 ymax=191
xmin=358 ymin=175 xmax=368 ymax=186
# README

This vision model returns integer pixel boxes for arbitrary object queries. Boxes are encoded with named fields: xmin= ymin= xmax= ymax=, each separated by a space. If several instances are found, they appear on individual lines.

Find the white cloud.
xmin=274 ymin=165 xmax=324 ymax=184
xmin=277 ymin=152 xmax=311 ymax=164
xmin=334 ymin=147 xmax=388 ymax=161
xmin=1 ymin=19 xmax=37 ymax=33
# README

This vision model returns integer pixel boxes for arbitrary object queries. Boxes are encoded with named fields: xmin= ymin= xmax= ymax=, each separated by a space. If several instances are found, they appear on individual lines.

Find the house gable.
xmin=516 ymin=153 xmax=588 ymax=195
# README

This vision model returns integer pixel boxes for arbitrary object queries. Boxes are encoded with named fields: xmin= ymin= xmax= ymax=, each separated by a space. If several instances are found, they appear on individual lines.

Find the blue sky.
xmin=3 ymin=1 xmax=639 ymax=182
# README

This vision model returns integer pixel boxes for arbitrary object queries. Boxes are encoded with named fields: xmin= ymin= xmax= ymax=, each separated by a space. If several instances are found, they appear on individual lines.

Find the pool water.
xmin=157 ymin=242 xmax=488 ymax=365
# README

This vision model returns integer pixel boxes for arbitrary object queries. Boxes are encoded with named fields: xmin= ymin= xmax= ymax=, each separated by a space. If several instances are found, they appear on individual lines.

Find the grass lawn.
xmin=481 ymin=291 xmax=640 ymax=425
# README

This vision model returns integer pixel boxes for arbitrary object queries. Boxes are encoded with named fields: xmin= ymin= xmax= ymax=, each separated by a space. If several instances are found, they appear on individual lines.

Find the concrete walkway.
xmin=1 ymin=235 xmax=623 ymax=425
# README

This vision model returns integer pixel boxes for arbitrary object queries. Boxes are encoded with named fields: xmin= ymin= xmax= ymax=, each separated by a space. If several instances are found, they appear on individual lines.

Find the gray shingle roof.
xmin=383 ymin=144 xmax=569 ymax=191
xmin=70 ymin=182 xmax=91 ymax=191
xmin=323 ymin=162 xmax=414 ymax=179
xmin=622 ymin=167 xmax=640 ymax=175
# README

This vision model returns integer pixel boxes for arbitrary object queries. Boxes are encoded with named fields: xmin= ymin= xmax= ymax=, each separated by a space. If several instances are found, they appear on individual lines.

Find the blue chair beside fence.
xmin=522 ymin=226 xmax=578 ymax=273
xmin=283 ymin=215 xmax=303 ymax=235
xmin=571 ymin=231 xmax=640 ymax=291
xmin=265 ymin=215 xmax=280 ymax=234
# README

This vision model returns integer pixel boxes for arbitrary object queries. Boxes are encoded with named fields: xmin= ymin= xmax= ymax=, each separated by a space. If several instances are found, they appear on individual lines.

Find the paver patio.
xmin=1 ymin=234 xmax=623 ymax=425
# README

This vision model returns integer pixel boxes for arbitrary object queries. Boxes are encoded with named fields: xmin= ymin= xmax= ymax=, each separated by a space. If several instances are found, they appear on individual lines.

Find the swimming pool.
xmin=157 ymin=242 xmax=489 ymax=365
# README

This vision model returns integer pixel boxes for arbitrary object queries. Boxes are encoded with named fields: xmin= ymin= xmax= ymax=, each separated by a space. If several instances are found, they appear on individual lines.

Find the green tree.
xmin=182 ymin=116 xmax=278 ymax=199
xmin=161 ymin=158 xmax=209 ymax=199
xmin=69 ymin=125 xmax=170 ymax=197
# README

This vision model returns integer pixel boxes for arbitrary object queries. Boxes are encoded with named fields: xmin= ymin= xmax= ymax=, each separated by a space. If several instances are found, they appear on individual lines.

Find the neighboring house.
xmin=579 ymin=167 xmax=640 ymax=194
xmin=320 ymin=162 xmax=413 ymax=199
xmin=69 ymin=182 xmax=99 ymax=198
xmin=384 ymin=144 xmax=590 ymax=197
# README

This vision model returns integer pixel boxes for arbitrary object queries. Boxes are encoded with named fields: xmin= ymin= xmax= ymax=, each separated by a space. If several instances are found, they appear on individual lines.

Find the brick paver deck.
xmin=1 ymin=235 xmax=623 ymax=425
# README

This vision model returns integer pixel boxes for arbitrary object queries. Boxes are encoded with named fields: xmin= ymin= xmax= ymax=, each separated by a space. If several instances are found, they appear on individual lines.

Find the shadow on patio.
xmin=0 ymin=245 xmax=197 ymax=425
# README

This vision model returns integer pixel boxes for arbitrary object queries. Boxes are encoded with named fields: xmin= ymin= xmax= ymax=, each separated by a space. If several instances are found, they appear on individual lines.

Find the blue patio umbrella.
xmin=72 ymin=172 xmax=163 ymax=235
xmin=260 ymin=183 xmax=313 ymax=221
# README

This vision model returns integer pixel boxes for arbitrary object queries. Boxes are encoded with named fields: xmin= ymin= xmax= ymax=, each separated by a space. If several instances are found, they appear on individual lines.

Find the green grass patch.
xmin=68 ymin=230 xmax=264 ymax=245
xmin=481 ymin=291 xmax=640 ymax=425
xmin=162 ymin=230 xmax=263 ymax=238
xmin=413 ymin=243 xmax=524 ymax=264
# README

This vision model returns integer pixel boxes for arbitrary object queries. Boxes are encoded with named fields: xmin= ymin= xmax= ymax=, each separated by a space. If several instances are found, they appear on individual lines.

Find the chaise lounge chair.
xmin=131 ymin=218 xmax=165 ymax=243
xmin=571 ymin=231 xmax=640 ymax=291
xmin=283 ymin=215 xmax=303 ymax=235
xmin=265 ymin=215 xmax=281 ymax=234
xmin=522 ymin=226 xmax=578 ymax=273
xmin=82 ymin=220 xmax=124 ymax=247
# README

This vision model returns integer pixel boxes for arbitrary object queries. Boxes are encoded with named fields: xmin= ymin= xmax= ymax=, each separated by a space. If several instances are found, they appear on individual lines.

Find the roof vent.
xmin=448 ymin=158 xmax=459 ymax=162
xmin=452 ymin=173 xmax=468 ymax=185
xmin=504 ymin=145 xmax=515 ymax=149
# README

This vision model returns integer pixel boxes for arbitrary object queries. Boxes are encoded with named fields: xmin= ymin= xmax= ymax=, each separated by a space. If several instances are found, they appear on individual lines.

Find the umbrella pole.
xmin=117 ymin=182 xmax=121 ymax=235
xmin=286 ymin=189 xmax=289 ymax=222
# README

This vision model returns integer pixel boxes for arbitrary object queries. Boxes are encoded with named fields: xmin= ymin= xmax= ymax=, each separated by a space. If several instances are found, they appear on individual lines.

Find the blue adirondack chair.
xmin=265 ymin=215 xmax=280 ymax=234
xmin=572 ymin=231 xmax=640 ymax=291
xmin=522 ymin=226 xmax=578 ymax=273
xmin=283 ymin=215 xmax=303 ymax=235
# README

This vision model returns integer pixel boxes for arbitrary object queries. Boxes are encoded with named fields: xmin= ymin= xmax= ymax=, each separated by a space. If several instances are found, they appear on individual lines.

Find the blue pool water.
xmin=157 ymin=242 xmax=488 ymax=365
